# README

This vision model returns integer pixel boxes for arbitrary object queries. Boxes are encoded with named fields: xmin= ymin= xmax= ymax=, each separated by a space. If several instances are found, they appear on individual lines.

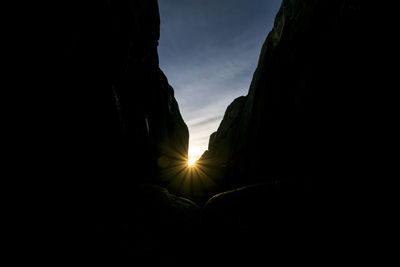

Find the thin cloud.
xmin=188 ymin=115 xmax=222 ymax=128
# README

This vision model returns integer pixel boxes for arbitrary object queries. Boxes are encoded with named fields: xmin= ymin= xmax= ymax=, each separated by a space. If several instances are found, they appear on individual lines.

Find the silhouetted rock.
xmin=200 ymin=96 xmax=247 ymax=165
xmin=59 ymin=0 xmax=188 ymax=214
xmin=132 ymin=184 xmax=202 ymax=264
xmin=197 ymin=1 xmax=362 ymax=262
xmin=200 ymin=0 xmax=362 ymax=191
xmin=91 ymin=184 xmax=202 ymax=265
xmin=136 ymin=184 xmax=200 ymax=221
xmin=57 ymin=1 xmax=190 ymax=263
xmin=201 ymin=181 xmax=315 ymax=264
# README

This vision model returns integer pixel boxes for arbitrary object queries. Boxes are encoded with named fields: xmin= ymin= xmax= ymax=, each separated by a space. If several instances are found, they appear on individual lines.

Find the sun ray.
xmin=194 ymin=164 xmax=219 ymax=188
xmin=195 ymin=163 xmax=220 ymax=186
xmin=156 ymin=143 xmax=226 ymax=202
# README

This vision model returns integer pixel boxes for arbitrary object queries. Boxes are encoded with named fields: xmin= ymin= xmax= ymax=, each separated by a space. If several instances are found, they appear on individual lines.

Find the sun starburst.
xmin=188 ymin=157 xmax=197 ymax=167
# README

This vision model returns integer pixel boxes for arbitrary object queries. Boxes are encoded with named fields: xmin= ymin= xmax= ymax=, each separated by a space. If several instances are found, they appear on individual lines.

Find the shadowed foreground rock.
xmin=93 ymin=185 xmax=201 ymax=265
xmin=201 ymin=181 xmax=315 ymax=264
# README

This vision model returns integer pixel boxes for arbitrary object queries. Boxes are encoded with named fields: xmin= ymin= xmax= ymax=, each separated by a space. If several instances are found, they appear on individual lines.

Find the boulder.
xmin=201 ymin=181 xmax=315 ymax=264
xmin=93 ymin=184 xmax=201 ymax=265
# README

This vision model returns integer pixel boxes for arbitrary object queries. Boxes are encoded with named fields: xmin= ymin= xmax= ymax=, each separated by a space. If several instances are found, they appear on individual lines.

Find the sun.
xmin=188 ymin=157 xmax=197 ymax=167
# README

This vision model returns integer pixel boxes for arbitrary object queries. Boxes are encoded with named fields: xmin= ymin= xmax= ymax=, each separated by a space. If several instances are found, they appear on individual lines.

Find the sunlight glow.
xmin=188 ymin=157 xmax=197 ymax=167
xmin=188 ymin=144 xmax=202 ymax=167
xmin=157 ymin=145 xmax=221 ymax=203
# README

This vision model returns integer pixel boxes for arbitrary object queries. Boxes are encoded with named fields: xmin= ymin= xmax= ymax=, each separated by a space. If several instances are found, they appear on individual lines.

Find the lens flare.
xmin=157 ymin=143 xmax=222 ymax=203
xmin=188 ymin=157 xmax=196 ymax=167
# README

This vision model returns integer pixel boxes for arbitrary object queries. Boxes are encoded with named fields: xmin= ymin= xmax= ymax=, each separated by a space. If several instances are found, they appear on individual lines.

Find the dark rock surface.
xmin=58 ymin=0 xmax=188 ymax=214
xmin=56 ymin=1 xmax=192 ymax=264
xmin=93 ymin=185 xmax=202 ymax=265
xmin=195 ymin=1 xmax=363 ymax=262
xmin=200 ymin=0 xmax=362 ymax=191
xmin=202 ymin=181 xmax=315 ymax=264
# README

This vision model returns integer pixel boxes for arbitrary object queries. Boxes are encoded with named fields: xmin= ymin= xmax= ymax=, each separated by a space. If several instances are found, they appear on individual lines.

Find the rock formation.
xmin=58 ymin=1 xmax=194 ymax=264
xmin=198 ymin=1 xmax=362 ymax=262
xmin=200 ymin=0 xmax=362 ymax=191
xmin=59 ymin=0 xmax=189 ymax=214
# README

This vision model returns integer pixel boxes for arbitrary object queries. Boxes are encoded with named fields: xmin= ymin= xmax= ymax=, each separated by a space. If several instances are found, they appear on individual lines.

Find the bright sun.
xmin=188 ymin=158 xmax=197 ymax=167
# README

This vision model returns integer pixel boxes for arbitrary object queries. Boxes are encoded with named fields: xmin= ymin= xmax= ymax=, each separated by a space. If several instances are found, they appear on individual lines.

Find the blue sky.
xmin=158 ymin=0 xmax=282 ymax=161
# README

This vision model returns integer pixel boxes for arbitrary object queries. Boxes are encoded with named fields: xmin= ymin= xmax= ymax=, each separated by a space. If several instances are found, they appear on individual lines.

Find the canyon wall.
xmin=200 ymin=0 xmax=362 ymax=191
xmin=59 ymin=0 xmax=189 ymax=215
xmin=199 ymin=1 xmax=362 ymax=261
xmin=57 ymin=1 xmax=197 ymax=264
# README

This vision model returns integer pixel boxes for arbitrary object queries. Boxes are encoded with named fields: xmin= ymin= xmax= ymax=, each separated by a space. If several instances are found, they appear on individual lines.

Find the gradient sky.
xmin=158 ymin=0 xmax=282 ymax=161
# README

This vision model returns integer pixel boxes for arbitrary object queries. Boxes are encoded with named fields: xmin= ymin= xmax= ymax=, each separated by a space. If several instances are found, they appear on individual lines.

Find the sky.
xmin=158 ymin=0 xmax=282 ymax=161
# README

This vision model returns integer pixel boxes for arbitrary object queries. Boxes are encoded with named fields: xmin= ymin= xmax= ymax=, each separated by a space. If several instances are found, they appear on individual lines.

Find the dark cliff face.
xmin=200 ymin=0 xmax=362 ymax=190
xmin=59 ymin=0 xmax=188 ymax=212
xmin=57 ymin=2 xmax=195 ymax=262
